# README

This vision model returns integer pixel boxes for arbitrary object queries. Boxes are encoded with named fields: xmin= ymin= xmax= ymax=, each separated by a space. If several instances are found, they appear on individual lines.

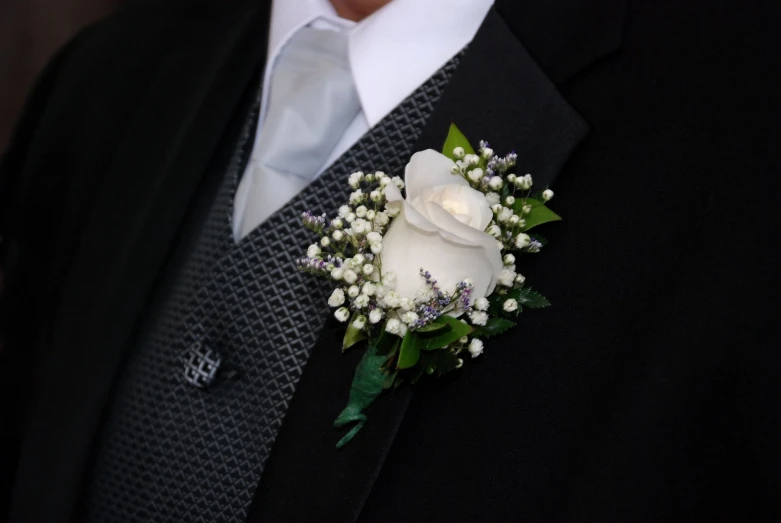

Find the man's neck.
xmin=329 ymin=0 xmax=393 ymax=22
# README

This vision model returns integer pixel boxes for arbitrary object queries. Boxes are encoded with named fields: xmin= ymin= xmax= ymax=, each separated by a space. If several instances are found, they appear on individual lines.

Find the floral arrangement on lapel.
xmin=298 ymin=125 xmax=560 ymax=448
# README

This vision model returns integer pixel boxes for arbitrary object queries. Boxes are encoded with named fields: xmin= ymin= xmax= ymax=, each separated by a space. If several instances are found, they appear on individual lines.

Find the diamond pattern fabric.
xmin=82 ymin=57 xmax=460 ymax=523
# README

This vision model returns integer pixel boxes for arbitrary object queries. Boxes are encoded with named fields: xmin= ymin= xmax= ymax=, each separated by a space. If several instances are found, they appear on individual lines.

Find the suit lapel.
xmin=248 ymin=5 xmax=622 ymax=522
xmin=9 ymin=1 xmax=271 ymax=521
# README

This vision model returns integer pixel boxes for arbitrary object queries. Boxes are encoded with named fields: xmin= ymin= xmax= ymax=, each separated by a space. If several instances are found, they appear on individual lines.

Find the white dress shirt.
xmin=233 ymin=0 xmax=494 ymax=238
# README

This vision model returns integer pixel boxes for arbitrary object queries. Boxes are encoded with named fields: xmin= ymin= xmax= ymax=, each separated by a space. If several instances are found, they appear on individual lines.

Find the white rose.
xmin=381 ymin=150 xmax=503 ymax=302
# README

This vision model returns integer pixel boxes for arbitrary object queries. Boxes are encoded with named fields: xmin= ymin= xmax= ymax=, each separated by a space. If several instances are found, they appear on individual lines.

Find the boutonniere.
xmin=299 ymin=125 xmax=561 ymax=448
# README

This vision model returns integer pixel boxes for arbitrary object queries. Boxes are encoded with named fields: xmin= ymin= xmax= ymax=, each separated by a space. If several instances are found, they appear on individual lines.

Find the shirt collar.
xmin=349 ymin=0 xmax=493 ymax=126
xmin=265 ymin=0 xmax=494 ymax=127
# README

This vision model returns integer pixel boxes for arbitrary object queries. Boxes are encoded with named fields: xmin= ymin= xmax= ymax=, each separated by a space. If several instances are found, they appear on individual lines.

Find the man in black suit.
xmin=1 ymin=0 xmax=780 ymax=522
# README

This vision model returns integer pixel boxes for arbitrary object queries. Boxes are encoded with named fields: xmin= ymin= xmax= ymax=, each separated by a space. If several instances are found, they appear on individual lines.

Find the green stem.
xmin=333 ymin=338 xmax=394 ymax=448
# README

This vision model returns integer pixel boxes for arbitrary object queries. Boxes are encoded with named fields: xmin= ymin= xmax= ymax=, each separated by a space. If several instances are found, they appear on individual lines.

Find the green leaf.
xmin=512 ymin=197 xmax=562 ymax=231
xmin=374 ymin=329 xmax=401 ymax=356
xmin=487 ymin=292 xmax=507 ymax=316
xmin=415 ymin=322 xmax=450 ymax=336
xmin=342 ymin=312 xmax=367 ymax=351
xmin=419 ymin=350 xmax=461 ymax=376
xmin=442 ymin=123 xmax=475 ymax=160
xmin=397 ymin=331 xmax=422 ymax=369
xmin=516 ymin=288 xmax=551 ymax=309
xmin=474 ymin=317 xmax=516 ymax=339
xmin=421 ymin=315 xmax=473 ymax=350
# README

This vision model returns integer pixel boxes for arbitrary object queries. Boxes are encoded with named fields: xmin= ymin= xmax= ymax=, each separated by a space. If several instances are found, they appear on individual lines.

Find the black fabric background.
xmin=2 ymin=0 xmax=781 ymax=521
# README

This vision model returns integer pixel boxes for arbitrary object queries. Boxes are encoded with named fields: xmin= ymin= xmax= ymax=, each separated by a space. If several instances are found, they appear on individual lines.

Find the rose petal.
xmin=380 ymin=210 xmax=499 ymax=300
xmin=421 ymin=201 xmax=503 ymax=295
xmin=404 ymin=150 xmax=468 ymax=200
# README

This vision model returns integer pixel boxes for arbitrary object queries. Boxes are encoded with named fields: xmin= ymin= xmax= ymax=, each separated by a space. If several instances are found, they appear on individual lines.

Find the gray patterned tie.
xmin=234 ymin=26 xmax=361 ymax=240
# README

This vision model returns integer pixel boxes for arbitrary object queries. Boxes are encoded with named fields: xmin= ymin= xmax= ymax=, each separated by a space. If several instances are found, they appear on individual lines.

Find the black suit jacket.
xmin=2 ymin=0 xmax=780 ymax=521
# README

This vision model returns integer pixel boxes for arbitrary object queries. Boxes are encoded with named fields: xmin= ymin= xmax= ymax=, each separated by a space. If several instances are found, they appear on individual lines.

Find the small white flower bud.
xmin=362 ymin=263 xmax=374 ymax=276
xmin=542 ymin=189 xmax=554 ymax=201
xmin=506 ymin=173 xmax=517 ymax=183
xmin=467 ymin=167 xmax=484 ymax=183
xmin=392 ymin=176 xmax=405 ymax=189
xmin=347 ymin=284 xmax=360 ymax=297
xmin=503 ymin=254 xmax=516 ymax=265
xmin=481 ymin=147 xmax=494 ymax=159
xmin=375 ymin=211 xmax=390 ymax=226
xmin=401 ymin=311 xmax=419 ymax=325
xmin=474 ymin=297 xmax=489 ymax=311
xmin=366 ymin=210 xmax=376 ymax=221
xmin=334 ymin=307 xmax=350 ymax=322
xmin=517 ymin=218 xmax=526 ymax=228
xmin=522 ymin=204 xmax=532 ymax=215
xmin=487 ymin=224 xmax=501 ymax=237
xmin=382 ymin=290 xmax=401 ymax=308
xmin=508 ymin=215 xmax=520 ymax=225
xmin=497 ymin=266 xmax=516 ymax=287
xmin=456 ymin=358 xmax=464 ymax=369
xmin=306 ymin=244 xmax=321 ymax=258
xmin=369 ymin=190 xmax=381 ymax=203
xmin=338 ymin=205 xmax=351 ymax=218
xmin=331 ymin=268 xmax=344 ymax=280
xmin=459 ymin=336 xmax=469 ymax=344
xmin=468 ymin=338 xmax=484 ymax=358
xmin=465 ymin=153 xmax=480 ymax=166
xmin=352 ymin=315 xmax=367 ymax=330
xmin=505 ymin=195 xmax=516 ymax=205
xmin=450 ymin=165 xmax=461 ymax=174
xmin=348 ymin=171 xmax=364 ymax=188
xmin=514 ymin=233 xmax=531 ymax=249
xmin=468 ymin=311 xmax=488 ymax=326
xmin=491 ymin=203 xmax=503 ymax=214
xmin=452 ymin=146 xmax=465 ymax=159
xmin=343 ymin=269 xmax=358 ymax=284
xmin=332 ymin=230 xmax=344 ymax=241
xmin=362 ymin=282 xmax=376 ymax=296
xmin=355 ymin=205 xmax=367 ymax=218
xmin=331 ymin=218 xmax=343 ymax=229
xmin=353 ymin=254 xmax=365 ymax=266
xmin=515 ymin=274 xmax=526 ymax=285
xmin=488 ymin=177 xmax=503 ymax=190
xmin=345 ymin=212 xmax=356 ymax=223
xmin=369 ymin=308 xmax=384 ymax=324
xmin=385 ymin=318 xmax=402 ymax=335
xmin=485 ymin=192 xmax=501 ymax=205
xmin=320 ymin=236 xmax=330 ymax=247
xmin=328 ymin=288 xmax=345 ymax=307
xmin=365 ymin=173 xmax=375 ymax=183
xmin=351 ymin=218 xmax=368 ymax=235
xmin=371 ymin=243 xmax=383 ymax=254
xmin=355 ymin=294 xmax=370 ymax=309
xmin=498 ymin=207 xmax=514 ymax=223
xmin=503 ymin=299 xmax=518 ymax=312
xmin=349 ymin=189 xmax=364 ymax=205
xmin=399 ymin=297 xmax=414 ymax=311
